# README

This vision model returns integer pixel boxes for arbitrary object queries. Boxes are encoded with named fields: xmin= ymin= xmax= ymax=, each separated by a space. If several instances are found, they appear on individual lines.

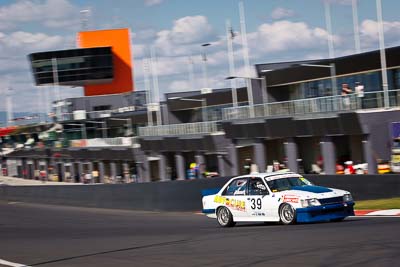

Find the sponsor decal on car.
xmin=251 ymin=212 xmax=266 ymax=216
xmin=283 ymin=195 xmax=299 ymax=203
xmin=214 ymin=195 xmax=246 ymax=211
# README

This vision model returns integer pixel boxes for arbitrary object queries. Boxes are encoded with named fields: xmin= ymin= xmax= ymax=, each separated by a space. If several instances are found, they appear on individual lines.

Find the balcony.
xmin=223 ymin=89 xmax=400 ymax=120
xmin=138 ymin=121 xmax=221 ymax=137
xmin=56 ymin=106 xmax=139 ymax=122
xmin=69 ymin=137 xmax=139 ymax=148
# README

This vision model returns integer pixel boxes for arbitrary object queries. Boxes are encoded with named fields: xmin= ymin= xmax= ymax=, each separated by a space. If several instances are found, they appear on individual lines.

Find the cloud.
xmin=135 ymin=19 xmax=343 ymax=95
xmin=271 ymin=7 xmax=295 ymax=20
xmin=246 ymin=20 xmax=341 ymax=55
xmin=166 ymin=72 xmax=228 ymax=95
xmin=0 ymin=31 xmax=66 ymax=52
xmin=168 ymin=80 xmax=191 ymax=91
xmin=0 ymin=57 xmax=29 ymax=74
xmin=359 ymin=19 xmax=400 ymax=48
xmin=0 ymin=30 xmax=73 ymax=113
xmin=325 ymin=0 xmax=353 ymax=5
xmin=153 ymin=15 xmax=214 ymax=56
xmin=132 ymin=29 xmax=158 ymax=41
xmin=0 ymin=0 xmax=79 ymax=30
xmin=131 ymin=15 xmax=217 ymax=59
xmin=144 ymin=0 xmax=164 ymax=7
xmin=132 ymin=44 xmax=147 ymax=59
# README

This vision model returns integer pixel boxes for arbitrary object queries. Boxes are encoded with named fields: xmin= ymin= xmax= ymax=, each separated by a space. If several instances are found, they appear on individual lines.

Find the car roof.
xmin=229 ymin=172 xmax=304 ymax=182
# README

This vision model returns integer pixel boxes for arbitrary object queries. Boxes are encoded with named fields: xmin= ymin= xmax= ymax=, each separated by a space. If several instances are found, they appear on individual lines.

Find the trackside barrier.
xmin=0 ymin=175 xmax=399 ymax=211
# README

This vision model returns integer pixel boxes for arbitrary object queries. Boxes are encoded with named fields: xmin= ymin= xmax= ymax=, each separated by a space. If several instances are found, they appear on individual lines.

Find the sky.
xmin=0 ymin=0 xmax=400 ymax=115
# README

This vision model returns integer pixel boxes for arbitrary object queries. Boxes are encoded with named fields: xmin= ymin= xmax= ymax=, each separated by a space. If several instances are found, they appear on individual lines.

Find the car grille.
xmin=319 ymin=196 xmax=343 ymax=205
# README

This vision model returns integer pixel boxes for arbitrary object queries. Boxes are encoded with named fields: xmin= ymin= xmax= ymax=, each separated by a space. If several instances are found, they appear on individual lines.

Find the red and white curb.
xmin=0 ymin=258 xmax=31 ymax=267
xmin=355 ymin=209 xmax=400 ymax=216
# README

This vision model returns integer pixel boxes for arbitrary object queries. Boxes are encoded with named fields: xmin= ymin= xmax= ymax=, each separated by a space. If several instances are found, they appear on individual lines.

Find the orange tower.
xmin=77 ymin=28 xmax=134 ymax=96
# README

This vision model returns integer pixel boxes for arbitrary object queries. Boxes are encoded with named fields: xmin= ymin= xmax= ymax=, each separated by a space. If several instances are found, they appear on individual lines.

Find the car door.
xmin=220 ymin=177 xmax=248 ymax=219
xmin=245 ymin=177 xmax=275 ymax=221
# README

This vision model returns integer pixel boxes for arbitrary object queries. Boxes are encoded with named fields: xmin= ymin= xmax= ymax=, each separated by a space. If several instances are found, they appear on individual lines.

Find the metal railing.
xmin=138 ymin=121 xmax=220 ymax=137
xmin=57 ymin=106 xmax=144 ymax=122
xmin=223 ymin=89 xmax=400 ymax=120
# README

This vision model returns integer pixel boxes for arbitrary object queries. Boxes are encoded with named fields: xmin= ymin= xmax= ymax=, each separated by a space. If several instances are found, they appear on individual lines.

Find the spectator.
xmin=74 ymin=173 xmax=80 ymax=183
xmin=243 ymin=159 xmax=253 ymax=174
xmin=39 ymin=170 xmax=47 ymax=182
xmin=273 ymin=160 xmax=280 ymax=172
xmin=341 ymin=83 xmax=352 ymax=109
xmin=355 ymin=82 xmax=365 ymax=108
xmin=344 ymin=161 xmax=355 ymax=174
xmin=341 ymin=83 xmax=352 ymax=96
xmin=85 ymin=172 xmax=93 ymax=184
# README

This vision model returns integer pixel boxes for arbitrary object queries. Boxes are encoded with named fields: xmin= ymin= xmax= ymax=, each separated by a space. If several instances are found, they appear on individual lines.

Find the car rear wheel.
xmin=217 ymin=207 xmax=235 ymax=227
xmin=279 ymin=203 xmax=296 ymax=225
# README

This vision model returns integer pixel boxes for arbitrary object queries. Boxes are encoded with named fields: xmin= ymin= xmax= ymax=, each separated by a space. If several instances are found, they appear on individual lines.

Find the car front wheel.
xmin=217 ymin=207 xmax=235 ymax=227
xmin=279 ymin=203 xmax=296 ymax=225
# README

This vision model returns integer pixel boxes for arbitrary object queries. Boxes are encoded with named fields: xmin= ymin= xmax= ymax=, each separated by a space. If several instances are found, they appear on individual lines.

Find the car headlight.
xmin=343 ymin=194 xmax=353 ymax=202
xmin=301 ymin=198 xmax=321 ymax=208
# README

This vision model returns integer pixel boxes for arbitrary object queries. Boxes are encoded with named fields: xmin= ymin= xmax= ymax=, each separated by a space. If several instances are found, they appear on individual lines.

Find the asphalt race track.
xmin=0 ymin=201 xmax=399 ymax=267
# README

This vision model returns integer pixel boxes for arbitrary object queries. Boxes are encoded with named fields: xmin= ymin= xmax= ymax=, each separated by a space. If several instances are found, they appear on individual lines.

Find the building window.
xmin=93 ymin=105 xmax=111 ymax=111
xmin=394 ymin=68 xmax=400 ymax=89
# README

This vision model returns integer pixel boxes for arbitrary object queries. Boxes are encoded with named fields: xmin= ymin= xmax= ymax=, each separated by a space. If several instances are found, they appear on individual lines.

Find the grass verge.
xmin=355 ymin=197 xmax=400 ymax=210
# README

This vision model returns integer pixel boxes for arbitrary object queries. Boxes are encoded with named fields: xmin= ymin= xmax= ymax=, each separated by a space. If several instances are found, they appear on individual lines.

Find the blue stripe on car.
xmin=296 ymin=202 xmax=355 ymax=223
xmin=202 ymin=188 xmax=220 ymax=196
xmin=291 ymin=185 xmax=333 ymax=193
xmin=202 ymin=209 xmax=216 ymax=214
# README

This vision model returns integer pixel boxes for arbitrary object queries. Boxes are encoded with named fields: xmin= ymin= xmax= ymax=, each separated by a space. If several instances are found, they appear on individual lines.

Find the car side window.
xmin=223 ymin=178 xmax=248 ymax=196
xmin=248 ymin=177 xmax=269 ymax=196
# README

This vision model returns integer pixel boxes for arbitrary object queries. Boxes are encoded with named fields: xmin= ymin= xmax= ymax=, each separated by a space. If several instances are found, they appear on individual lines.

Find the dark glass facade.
xmin=29 ymin=47 xmax=114 ymax=86
xmin=298 ymin=68 xmax=399 ymax=100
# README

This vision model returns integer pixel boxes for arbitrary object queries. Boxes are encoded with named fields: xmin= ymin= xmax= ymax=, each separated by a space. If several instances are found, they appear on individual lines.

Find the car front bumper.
xmin=296 ymin=201 xmax=355 ymax=223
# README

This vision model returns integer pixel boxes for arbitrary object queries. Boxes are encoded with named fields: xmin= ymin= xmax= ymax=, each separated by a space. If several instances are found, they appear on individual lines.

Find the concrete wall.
xmin=0 ymin=175 xmax=399 ymax=212
xmin=359 ymin=110 xmax=400 ymax=161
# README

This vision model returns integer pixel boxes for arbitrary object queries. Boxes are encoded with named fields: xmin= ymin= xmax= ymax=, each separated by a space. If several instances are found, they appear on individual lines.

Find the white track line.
xmin=0 ymin=259 xmax=31 ymax=267
xmin=350 ymin=215 xmax=400 ymax=218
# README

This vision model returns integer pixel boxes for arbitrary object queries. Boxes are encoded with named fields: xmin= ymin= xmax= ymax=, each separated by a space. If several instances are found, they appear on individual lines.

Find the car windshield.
xmin=264 ymin=176 xmax=313 ymax=192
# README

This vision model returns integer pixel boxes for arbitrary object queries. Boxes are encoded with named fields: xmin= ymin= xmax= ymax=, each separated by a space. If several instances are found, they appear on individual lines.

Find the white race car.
xmin=202 ymin=172 xmax=355 ymax=227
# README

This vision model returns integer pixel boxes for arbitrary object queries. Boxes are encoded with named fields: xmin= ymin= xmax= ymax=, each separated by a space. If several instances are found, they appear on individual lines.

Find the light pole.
xmin=322 ymin=1 xmax=339 ymax=95
xmin=239 ymin=1 xmax=254 ymax=118
xmin=201 ymin=43 xmax=211 ymax=90
xmin=226 ymin=19 xmax=238 ymax=108
xmin=352 ymin=0 xmax=361 ymax=53
xmin=187 ymin=54 xmax=195 ymax=91
xmin=226 ymin=76 xmax=267 ymax=117
xmin=5 ymin=87 xmax=13 ymax=126
xmin=168 ymin=97 xmax=207 ymax=122
xmin=150 ymin=47 xmax=162 ymax=126
xmin=376 ymin=0 xmax=389 ymax=108
xmin=259 ymin=70 xmax=273 ymax=106
xmin=143 ymin=58 xmax=153 ymax=126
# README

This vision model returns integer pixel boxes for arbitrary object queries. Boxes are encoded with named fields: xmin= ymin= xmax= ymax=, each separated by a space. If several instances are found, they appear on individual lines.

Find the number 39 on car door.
xmin=246 ymin=177 xmax=271 ymax=220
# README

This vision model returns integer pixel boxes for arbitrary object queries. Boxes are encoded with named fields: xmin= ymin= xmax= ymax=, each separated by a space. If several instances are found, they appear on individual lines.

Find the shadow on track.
xmin=28 ymin=239 xmax=189 ymax=266
xmin=230 ymin=218 xmax=358 ymax=228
